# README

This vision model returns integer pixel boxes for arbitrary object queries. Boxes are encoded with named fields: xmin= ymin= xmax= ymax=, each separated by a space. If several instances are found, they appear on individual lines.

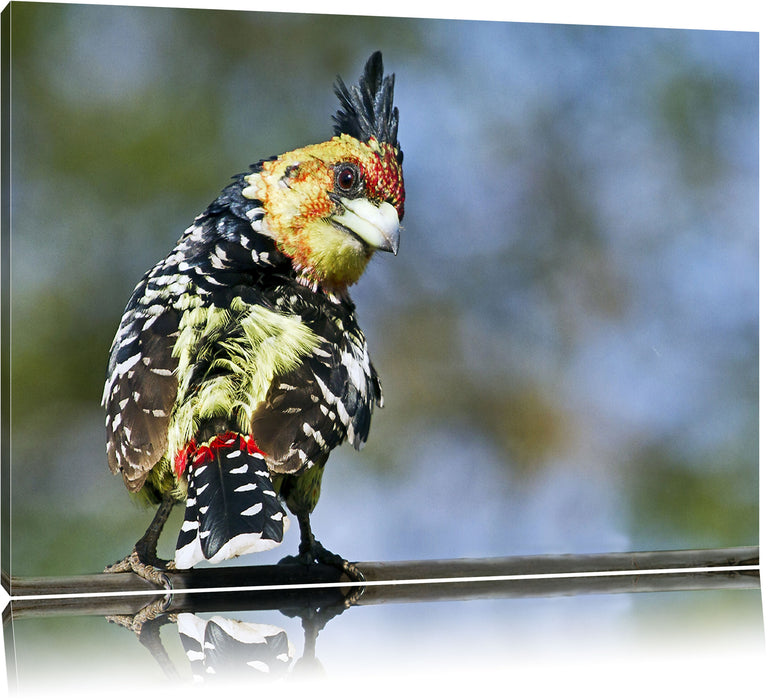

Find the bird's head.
xmin=242 ymin=52 xmax=404 ymax=291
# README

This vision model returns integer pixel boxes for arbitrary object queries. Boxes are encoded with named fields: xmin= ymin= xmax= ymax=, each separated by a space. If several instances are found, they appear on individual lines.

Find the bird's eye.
xmin=336 ymin=163 xmax=359 ymax=191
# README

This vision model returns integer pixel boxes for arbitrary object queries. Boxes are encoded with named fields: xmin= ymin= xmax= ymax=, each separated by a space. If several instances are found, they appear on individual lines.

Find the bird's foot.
xmin=105 ymin=597 xmax=175 ymax=636
xmin=104 ymin=548 xmax=175 ymax=589
xmin=281 ymin=538 xmax=365 ymax=585
xmin=279 ymin=539 xmax=365 ymax=610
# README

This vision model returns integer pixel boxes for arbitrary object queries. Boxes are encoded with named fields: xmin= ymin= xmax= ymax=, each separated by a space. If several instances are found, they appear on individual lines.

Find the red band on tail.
xmin=174 ymin=432 xmax=266 ymax=478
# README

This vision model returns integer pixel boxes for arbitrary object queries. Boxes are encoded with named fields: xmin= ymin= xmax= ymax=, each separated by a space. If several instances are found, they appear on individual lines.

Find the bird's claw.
xmin=105 ymin=597 xmax=175 ymax=635
xmin=278 ymin=540 xmax=366 ymax=609
xmin=279 ymin=540 xmax=364 ymax=585
xmin=104 ymin=548 xmax=175 ymax=590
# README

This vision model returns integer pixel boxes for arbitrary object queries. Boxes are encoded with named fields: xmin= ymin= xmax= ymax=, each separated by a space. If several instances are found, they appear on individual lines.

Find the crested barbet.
xmin=102 ymin=52 xmax=403 ymax=585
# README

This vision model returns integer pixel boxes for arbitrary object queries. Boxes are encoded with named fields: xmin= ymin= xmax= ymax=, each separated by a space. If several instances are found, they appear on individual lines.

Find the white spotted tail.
xmin=174 ymin=432 xmax=289 ymax=568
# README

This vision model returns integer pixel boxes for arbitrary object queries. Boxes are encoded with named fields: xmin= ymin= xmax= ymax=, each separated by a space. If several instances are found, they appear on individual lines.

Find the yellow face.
xmin=242 ymin=134 xmax=404 ymax=289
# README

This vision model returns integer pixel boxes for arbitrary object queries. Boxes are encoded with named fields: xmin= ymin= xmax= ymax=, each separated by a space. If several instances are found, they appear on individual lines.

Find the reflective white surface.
xmin=4 ymin=586 xmax=765 ymax=699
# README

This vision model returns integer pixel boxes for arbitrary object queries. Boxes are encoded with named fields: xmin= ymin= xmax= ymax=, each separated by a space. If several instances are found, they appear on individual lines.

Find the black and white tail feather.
xmin=177 ymin=613 xmax=294 ymax=680
xmin=175 ymin=435 xmax=289 ymax=568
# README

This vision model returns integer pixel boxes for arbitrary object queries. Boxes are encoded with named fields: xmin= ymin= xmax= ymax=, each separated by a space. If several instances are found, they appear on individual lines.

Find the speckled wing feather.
xmin=102 ymin=273 xmax=181 ymax=492
xmin=102 ymin=175 xmax=287 ymax=492
xmin=251 ymin=289 xmax=383 ymax=474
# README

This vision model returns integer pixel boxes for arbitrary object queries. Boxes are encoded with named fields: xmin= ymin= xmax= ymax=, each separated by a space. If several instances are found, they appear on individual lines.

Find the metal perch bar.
xmin=5 ymin=546 xmax=759 ymax=620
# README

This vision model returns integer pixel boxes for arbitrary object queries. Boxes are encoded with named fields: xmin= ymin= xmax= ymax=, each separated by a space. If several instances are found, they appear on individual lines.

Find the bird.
xmin=102 ymin=51 xmax=404 ymax=586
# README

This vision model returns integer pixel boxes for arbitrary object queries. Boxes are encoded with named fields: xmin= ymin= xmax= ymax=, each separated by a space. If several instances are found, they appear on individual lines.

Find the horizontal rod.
xmin=4 ymin=546 xmax=758 ymax=620
xmin=8 ymin=570 xmax=760 ymax=621
xmin=8 ymin=545 xmax=759 ymax=597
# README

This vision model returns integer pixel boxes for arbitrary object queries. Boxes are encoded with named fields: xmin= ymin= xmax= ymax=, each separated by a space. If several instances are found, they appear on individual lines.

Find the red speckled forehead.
xmin=361 ymin=138 xmax=405 ymax=220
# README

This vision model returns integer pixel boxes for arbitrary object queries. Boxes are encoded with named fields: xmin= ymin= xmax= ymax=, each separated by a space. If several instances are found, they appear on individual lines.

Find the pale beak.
xmin=332 ymin=198 xmax=400 ymax=255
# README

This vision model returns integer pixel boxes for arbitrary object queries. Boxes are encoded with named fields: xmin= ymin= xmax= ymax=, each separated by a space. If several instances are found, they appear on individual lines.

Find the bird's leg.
xmin=295 ymin=511 xmax=365 ymax=585
xmin=105 ymin=608 xmax=181 ymax=680
xmin=104 ymin=494 xmax=176 ymax=588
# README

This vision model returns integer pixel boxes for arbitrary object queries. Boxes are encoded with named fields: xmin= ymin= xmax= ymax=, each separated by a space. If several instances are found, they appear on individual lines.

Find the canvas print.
xmin=0 ymin=2 xmax=762 ymax=694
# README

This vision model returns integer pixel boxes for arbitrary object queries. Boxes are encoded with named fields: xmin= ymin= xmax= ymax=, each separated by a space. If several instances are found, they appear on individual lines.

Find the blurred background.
xmin=7 ymin=4 xmax=758 ymax=584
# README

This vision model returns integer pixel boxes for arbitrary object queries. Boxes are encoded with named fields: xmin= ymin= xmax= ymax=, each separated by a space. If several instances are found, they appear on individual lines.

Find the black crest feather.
xmin=333 ymin=51 xmax=401 ymax=158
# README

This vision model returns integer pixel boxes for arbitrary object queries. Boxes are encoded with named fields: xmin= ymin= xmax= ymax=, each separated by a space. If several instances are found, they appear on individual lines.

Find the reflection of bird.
xmin=177 ymin=614 xmax=294 ymax=681
xmin=103 ymin=52 xmax=404 ymax=584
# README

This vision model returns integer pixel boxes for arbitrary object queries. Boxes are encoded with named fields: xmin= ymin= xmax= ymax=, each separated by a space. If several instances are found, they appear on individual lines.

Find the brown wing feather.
xmin=103 ymin=300 xmax=180 ymax=492
xmin=251 ymin=329 xmax=380 ymax=476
